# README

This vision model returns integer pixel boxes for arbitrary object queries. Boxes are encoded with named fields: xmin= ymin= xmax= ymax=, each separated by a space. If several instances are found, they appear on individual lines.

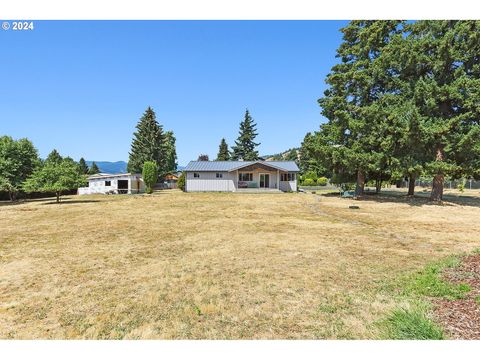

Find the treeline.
xmin=299 ymin=20 xmax=480 ymax=201
xmin=126 ymin=106 xmax=178 ymax=193
xmin=0 ymin=137 xmax=88 ymax=202
xmin=202 ymin=109 xmax=261 ymax=162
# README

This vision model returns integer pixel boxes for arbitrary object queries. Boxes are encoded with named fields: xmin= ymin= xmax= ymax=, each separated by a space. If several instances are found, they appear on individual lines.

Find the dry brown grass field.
xmin=1 ymin=188 xmax=480 ymax=339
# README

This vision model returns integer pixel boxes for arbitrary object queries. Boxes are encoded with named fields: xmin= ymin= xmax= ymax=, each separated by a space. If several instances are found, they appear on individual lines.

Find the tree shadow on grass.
xmin=41 ymin=199 xmax=101 ymax=205
xmin=320 ymin=189 xmax=480 ymax=208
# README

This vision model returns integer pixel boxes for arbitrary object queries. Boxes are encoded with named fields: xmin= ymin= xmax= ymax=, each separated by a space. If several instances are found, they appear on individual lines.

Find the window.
xmin=281 ymin=173 xmax=295 ymax=181
xmin=238 ymin=173 xmax=253 ymax=182
xmin=194 ymin=173 xmax=200 ymax=178
xmin=105 ymin=180 xmax=111 ymax=186
xmin=216 ymin=173 xmax=223 ymax=178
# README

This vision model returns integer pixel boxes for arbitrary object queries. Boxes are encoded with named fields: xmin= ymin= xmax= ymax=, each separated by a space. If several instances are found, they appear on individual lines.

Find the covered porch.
xmin=228 ymin=162 xmax=293 ymax=191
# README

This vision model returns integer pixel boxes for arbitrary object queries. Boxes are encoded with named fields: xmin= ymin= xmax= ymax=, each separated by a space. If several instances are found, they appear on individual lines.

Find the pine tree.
xmin=197 ymin=154 xmax=209 ymax=161
xmin=401 ymin=21 xmax=480 ymax=201
xmin=231 ymin=109 xmax=260 ymax=161
xmin=163 ymin=131 xmax=177 ymax=174
xmin=45 ymin=149 xmax=63 ymax=165
xmin=318 ymin=21 xmax=403 ymax=197
xmin=78 ymin=157 xmax=89 ymax=174
xmin=88 ymin=162 xmax=100 ymax=175
xmin=127 ymin=107 xmax=165 ymax=174
xmin=216 ymin=138 xmax=230 ymax=161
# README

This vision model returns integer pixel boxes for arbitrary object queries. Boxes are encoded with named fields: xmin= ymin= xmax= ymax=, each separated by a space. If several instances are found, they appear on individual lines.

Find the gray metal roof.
xmin=184 ymin=161 xmax=299 ymax=172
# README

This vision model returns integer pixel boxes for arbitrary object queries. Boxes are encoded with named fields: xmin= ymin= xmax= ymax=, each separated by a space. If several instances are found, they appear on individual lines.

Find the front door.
xmin=259 ymin=173 xmax=270 ymax=188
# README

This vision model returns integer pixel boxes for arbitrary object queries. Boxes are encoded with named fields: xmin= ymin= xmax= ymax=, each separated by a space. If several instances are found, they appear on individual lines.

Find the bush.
xmin=142 ymin=161 xmax=158 ymax=194
xmin=302 ymin=178 xmax=316 ymax=186
xmin=177 ymin=172 xmax=186 ymax=191
xmin=457 ymin=180 xmax=465 ymax=193
xmin=317 ymin=177 xmax=328 ymax=186
xmin=304 ymin=171 xmax=318 ymax=182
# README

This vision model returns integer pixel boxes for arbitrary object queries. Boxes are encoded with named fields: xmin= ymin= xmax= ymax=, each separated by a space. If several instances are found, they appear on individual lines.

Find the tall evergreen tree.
xmin=88 ymin=162 xmax=100 ymax=175
xmin=231 ymin=109 xmax=260 ymax=161
xmin=318 ymin=21 xmax=403 ymax=197
xmin=401 ymin=21 xmax=480 ymax=201
xmin=163 ymin=131 xmax=177 ymax=174
xmin=78 ymin=157 xmax=89 ymax=174
xmin=127 ymin=107 xmax=165 ymax=174
xmin=216 ymin=138 xmax=230 ymax=161
xmin=45 ymin=149 xmax=63 ymax=165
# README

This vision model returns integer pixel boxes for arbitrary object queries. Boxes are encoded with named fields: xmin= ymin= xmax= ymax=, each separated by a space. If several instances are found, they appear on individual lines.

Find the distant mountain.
xmin=86 ymin=161 xmax=127 ymax=174
xmin=86 ymin=161 xmax=185 ymax=174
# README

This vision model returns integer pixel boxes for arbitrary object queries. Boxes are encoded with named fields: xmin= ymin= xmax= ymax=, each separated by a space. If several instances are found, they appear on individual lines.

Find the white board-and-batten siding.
xmin=186 ymin=171 xmax=235 ymax=192
xmin=186 ymin=170 xmax=297 ymax=192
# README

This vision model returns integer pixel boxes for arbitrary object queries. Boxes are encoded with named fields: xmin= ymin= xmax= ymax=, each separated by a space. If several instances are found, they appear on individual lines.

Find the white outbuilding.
xmin=78 ymin=173 xmax=145 ymax=195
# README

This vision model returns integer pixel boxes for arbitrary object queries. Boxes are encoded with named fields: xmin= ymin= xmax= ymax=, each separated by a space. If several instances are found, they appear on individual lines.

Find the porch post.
xmin=236 ymin=170 xmax=238 ymax=192
xmin=277 ymin=169 xmax=280 ymax=190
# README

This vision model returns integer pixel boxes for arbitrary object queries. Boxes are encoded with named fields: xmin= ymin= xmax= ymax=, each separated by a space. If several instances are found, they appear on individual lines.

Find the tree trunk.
xmin=9 ymin=191 xmax=17 ymax=202
xmin=430 ymin=147 xmax=445 ymax=201
xmin=56 ymin=191 xmax=60 ymax=203
xmin=430 ymin=174 xmax=444 ymax=201
xmin=375 ymin=179 xmax=382 ymax=193
xmin=408 ymin=174 xmax=416 ymax=196
xmin=355 ymin=170 xmax=365 ymax=198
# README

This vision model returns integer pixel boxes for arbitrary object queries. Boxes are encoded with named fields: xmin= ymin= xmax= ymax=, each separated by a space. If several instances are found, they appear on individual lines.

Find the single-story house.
xmin=163 ymin=172 xmax=182 ymax=189
xmin=78 ymin=173 xmax=145 ymax=195
xmin=184 ymin=161 xmax=299 ymax=192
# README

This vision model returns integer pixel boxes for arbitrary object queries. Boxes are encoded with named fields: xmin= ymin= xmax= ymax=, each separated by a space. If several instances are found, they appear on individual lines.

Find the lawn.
xmin=1 ymin=189 xmax=480 ymax=339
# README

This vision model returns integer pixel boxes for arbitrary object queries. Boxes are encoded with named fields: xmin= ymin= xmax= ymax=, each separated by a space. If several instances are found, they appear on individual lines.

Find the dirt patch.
xmin=433 ymin=254 xmax=480 ymax=339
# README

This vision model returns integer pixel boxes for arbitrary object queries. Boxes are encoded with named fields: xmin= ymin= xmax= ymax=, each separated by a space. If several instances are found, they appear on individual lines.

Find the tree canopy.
xmin=0 ymin=136 xmax=39 ymax=201
xmin=127 ymin=107 xmax=165 ymax=174
xmin=88 ymin=161 xmax=100 ymax=175
xmin=45 ymin=149 xmax=63 ymax=165
xmin=231 ymin=110 xmax=260 ymax=161
xmin=78 ymin=158 xmax=89 ymax=174
xmin=23 ymin=157 xmax=86 ymax=203
xmin=142 ymin=161 xmax=158 ymax=194
xmin=303 ymin=20 xmax=480 ymax=201
xmin=216 ymin=138 xmax=230 ymax=161
xmin=163 ymin=131 xmax=178 ymax=175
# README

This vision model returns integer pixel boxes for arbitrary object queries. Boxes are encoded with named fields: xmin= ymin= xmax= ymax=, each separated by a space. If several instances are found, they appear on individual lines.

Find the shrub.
xmin=142 ymin=161 xmax=158 ymax=194
xmin=177 ymin=172 xmax=186 ymax=191
xmin=304 ymin=171 xmax=318 ymax=182
xmin=302 ymin=178 xmax=316 ymax=186
xmin=457 ymin=180 xmax=465 ymax=193
xmin=317 ymin=177 xmax=328 ymax=186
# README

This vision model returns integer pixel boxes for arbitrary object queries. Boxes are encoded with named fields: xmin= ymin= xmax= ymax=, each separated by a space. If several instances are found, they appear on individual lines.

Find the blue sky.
xmin=0 ymin=20 xmax=347 ymax=165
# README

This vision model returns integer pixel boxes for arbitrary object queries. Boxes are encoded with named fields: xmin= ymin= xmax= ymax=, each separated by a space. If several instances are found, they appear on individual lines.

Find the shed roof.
xmin=87 ymin=173 xmax=140 ymax=180
xmin=184 ymin=161 xmax=299 ymax=172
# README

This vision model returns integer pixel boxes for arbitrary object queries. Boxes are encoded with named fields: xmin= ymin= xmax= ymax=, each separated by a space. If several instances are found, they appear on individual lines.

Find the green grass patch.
xmin=383 ymin=307 xmax=444 ymax=340
xmin=379 ymin=254 xmax=472 ymax=340
xmin=402 ymin=257 xmax=470 ymax=301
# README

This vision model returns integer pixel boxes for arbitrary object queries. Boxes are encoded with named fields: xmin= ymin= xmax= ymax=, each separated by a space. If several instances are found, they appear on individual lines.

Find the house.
xmin=159 ymin=171 xmax=182 ymax=189
xmin=78 ymin=173 xmax=145 ymax=195
xmin=184 ymin=161 xmax=299 ymax=192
